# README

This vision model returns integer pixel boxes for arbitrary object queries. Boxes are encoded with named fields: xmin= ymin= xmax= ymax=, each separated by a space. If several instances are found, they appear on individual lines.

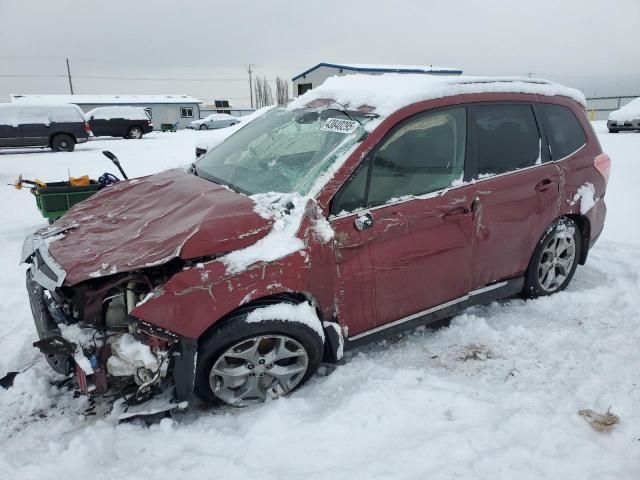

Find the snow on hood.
xmin=288 ymin=74 xmax=586 ymax=118
xmin=38 ymin=169 xmax=273 ymax=285
xmin=608 ymin=97 xmax=640 ymax=121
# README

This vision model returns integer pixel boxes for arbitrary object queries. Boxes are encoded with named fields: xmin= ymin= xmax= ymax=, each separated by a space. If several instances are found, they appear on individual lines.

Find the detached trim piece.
xmin=345 ymin=278 xmax=522 ymax=348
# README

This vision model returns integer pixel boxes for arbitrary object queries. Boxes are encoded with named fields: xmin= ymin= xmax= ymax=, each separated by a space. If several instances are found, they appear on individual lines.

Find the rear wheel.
xmin=524 ymin=218 xmax=581 ymax=298
xmin=199 ymin=124 xmax=208 ymax=130
xmin=51 ymin=134 xmax=75 ymax=152
xmin=608 ymin=128 xmax=619 ymax=133
xmin=194 ymin=306 xmax=323 ymax=407
xmin=127 ymin=126 xmax=143 ymax=139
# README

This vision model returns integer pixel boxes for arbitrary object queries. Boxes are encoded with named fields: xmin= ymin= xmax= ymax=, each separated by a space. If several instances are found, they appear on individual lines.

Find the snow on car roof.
xmin=0 ymin=103 xmax=86 ymax=126
xmin=288 ymin=74 xmax=586 ymax=117
xmin=85 ymin=106 xmax=150 ymax=120
xmin=608 ymin=97 xmax=640 ymax=121
xmin=10 ymin=94 xmax=202 ymax=105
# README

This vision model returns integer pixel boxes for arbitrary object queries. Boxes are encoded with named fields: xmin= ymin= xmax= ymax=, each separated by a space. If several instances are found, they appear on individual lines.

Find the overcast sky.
xmin=1 ymin=0 xmax=638 ymax=107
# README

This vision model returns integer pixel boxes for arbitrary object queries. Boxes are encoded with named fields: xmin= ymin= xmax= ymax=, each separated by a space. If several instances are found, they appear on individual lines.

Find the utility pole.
xmin=248 ymin=64 xmax=254 ymax=109
xmin=66 ymin=58 xmax=74 ymax=94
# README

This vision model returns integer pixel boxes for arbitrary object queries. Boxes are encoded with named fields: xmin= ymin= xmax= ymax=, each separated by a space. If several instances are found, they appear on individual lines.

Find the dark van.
xmin=86 ymin=106 xmax=153 ymax=139
xmin=0 ymin=104 xmax=90 ymax=151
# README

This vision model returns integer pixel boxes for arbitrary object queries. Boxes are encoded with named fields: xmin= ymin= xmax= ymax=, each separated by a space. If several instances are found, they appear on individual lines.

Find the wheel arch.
xmin=564 ymin=213 xmax=590 ymax=264
xmin=196 ymin=290 xmax=341 ymax=363
xmin=49 ymin=132 xmax=77 ymax=146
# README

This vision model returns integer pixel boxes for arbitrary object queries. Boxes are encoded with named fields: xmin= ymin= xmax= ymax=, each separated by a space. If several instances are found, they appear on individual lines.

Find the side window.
xmin=367 ymin=107 xmax=466 ymax=207
xmin=538 ymin=103 xmax=586 ymax=160
xmin=473 ymin=104 xmax=541 ymax=177
xmin=332 ymin=159 xmax=370 ymax=215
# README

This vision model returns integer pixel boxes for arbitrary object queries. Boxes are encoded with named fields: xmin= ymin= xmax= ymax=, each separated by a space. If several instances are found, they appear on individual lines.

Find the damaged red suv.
xmin=23 ymin=75 xmax=609 ymax=414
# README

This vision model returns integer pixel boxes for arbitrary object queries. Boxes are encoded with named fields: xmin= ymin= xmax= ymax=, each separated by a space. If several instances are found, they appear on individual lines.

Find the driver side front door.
xmin=330 ymin=106 xmax=475 ymax=340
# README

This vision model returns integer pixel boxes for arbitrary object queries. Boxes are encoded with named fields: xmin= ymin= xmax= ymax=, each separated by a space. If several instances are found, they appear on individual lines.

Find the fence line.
xmin=586 ymin=95 xmax=639 ymax=121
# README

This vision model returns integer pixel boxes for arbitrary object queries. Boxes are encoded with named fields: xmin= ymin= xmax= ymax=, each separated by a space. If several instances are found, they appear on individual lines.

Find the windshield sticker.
xmin=321 ymin=118 xmax=359 ymax=134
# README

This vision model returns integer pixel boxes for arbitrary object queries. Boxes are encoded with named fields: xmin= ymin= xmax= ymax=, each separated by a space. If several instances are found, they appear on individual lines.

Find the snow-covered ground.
xmin=0 ymin=122 xmax=638 ymax=479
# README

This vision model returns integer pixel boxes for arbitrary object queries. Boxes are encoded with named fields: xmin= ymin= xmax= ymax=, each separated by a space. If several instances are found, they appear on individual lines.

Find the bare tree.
xmin=275 ymin=77 xmax=290 ymax=105
xmin=254 ymin=76 xmax=274 ymax=108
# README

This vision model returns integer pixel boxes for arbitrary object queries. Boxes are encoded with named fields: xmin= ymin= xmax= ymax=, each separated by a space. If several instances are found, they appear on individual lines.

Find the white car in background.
xmin=189 ymin=113 xmax=239 ymax=130
xmin=607 ymin=97 xmax=640 ymax=133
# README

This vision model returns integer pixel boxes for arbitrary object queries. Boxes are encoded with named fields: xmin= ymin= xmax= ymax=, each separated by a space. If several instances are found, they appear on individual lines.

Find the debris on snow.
xmin=578 ymin=407 xmax=620 ymax=432
xmin=457 ymin=343 xmax=495 ymax=361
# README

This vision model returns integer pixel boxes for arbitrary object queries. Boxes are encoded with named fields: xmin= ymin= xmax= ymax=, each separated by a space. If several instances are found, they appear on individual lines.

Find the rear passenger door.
xmin=468 ymin=103 xmax=560 ymax=290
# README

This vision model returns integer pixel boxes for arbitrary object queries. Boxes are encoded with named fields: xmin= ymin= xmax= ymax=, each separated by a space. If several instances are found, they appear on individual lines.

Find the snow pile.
xmin=221 ymin=193 xmax=306 ymax=273
xmin=86 ymin=106 xmax=150 ymax=121
xmin=289 ymin=74 xmax=586 ymax=119
xmin=608 ymin=96 xmax=640 ymax=122
xmin=246 ymin=302 xmax=325 ymax=342
xmin=0 ymin=104 xmax=86 ymax=127
xmin=572 ymin=182 xmax=596 ymax=214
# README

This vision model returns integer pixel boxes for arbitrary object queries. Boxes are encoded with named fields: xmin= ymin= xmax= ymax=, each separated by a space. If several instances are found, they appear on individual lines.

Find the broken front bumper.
xmin=25 ymin=270 xmax=197 ymax=405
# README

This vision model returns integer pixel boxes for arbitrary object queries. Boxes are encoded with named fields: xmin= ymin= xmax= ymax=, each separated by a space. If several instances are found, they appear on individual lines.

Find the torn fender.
xmin=131 ymin=250 xmax=313 ymax=339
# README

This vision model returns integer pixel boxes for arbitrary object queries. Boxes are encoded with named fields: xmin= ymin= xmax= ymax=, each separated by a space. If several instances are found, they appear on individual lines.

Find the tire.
xmin=51 ymin=134 xmax=75 ymax=152
xmin=199 ymin=124 xmax=208 ymax=130
xmin=523 ymin=217 xmax=582 ymax=298
xmin=194 ymin=305 xmax=324 ymax=407
xmin=608 ymin=128 xmax=619 ymax=133
xmin=127 ymin=126 xmax=143 ymax=139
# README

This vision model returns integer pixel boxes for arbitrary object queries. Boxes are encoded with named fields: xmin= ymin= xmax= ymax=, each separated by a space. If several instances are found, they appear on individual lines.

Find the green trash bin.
xmin=32 ymin=181 xmax=102 ymax=223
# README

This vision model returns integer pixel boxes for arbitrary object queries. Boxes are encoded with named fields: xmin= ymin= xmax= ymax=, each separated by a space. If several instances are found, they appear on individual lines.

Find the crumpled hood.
xmin=33 ymin=169 xmax=273 ymax=286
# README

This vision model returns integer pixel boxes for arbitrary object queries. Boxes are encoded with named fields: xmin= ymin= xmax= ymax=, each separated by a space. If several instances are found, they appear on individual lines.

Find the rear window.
xmin=473 ymin=104 xmax=541 ymax=177
xmin=538 ymin=104 xmax=587 ymax=160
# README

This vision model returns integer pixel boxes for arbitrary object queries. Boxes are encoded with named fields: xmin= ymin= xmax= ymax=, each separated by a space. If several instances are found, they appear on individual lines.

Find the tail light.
xmin=147 ymin=119 xmax=153 ymax=126
xmin=594 ymin=153 xmax=611 ymax=184
xmin=84 ymin=122 xmax=92 ymax=134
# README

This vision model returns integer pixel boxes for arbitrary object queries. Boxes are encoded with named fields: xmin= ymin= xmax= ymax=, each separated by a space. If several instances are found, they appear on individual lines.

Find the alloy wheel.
xmin=537 ymin=228 xmax=576 ymax=292
xmin=209 ymin=335 xmax=309 ymax=407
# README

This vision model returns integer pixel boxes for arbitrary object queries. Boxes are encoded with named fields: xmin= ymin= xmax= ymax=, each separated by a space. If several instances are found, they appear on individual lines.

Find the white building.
xmin=291 ymin=63 xmax=463 ymax=96
xmin=10 ymin=94 xmax=203 ymax=130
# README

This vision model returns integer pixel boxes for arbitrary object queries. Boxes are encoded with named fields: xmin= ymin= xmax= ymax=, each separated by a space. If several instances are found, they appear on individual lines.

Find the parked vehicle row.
xmin=22 ymin=75 xmax=610 ymax=414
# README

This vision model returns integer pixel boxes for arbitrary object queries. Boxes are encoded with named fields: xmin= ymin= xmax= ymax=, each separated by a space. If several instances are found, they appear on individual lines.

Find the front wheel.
xmin=608 ymin=128 xmax=619 ymax=133
xmin=523 ymin=217 xmax=581 ymax=298
xmin=199 ymin=124 xmax=208 ymax=130
xmin=194 ymin=305 xmax=324 ymax=407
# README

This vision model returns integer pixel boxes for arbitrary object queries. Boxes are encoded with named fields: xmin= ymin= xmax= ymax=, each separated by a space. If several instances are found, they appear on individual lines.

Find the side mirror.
xmin=354 ymin=212 xmax=374 ymax=231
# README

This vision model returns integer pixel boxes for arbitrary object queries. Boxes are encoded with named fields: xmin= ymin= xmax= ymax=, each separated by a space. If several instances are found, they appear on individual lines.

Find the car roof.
xmin=288 ymin=74 xmax=586 ymax=117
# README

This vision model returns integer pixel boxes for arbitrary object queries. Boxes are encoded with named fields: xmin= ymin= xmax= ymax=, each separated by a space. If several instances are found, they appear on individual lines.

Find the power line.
xmin=0 ymin=73 xmax=248 ymax=82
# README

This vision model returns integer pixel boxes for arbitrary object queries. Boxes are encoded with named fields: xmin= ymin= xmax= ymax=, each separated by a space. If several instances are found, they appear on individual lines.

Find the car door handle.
xmin=443 ymin=206 xmax=471 ymax=220
xmin=535 ymin=178 xmax=554 ymax=192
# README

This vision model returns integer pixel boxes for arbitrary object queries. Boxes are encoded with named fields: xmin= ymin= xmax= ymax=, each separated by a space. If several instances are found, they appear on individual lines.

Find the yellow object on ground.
xmin=11 ymin=174 xmax=47 ymax=190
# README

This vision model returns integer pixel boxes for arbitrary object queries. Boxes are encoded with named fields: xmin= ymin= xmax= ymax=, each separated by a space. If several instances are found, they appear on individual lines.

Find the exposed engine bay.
xmin=23 ymin=228 xmax=198 ymax=418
